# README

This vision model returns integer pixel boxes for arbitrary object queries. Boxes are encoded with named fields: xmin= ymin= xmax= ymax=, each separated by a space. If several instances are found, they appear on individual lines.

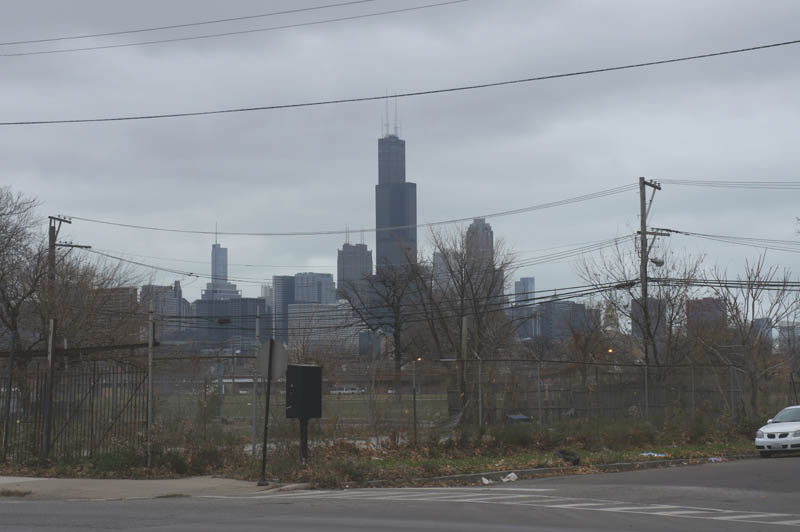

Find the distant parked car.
xmin=329 ymin=387 xmax=365 ymax=395
xmin=755 ymin=405 xmax=800 ymax=457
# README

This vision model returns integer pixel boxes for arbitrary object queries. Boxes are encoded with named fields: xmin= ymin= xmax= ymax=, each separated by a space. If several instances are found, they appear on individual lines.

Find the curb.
xmin=366 ymin=453 xmax=758 ymax=487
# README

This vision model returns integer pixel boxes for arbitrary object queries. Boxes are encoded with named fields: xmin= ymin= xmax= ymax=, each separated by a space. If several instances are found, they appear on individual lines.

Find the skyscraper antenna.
xmin=345 ymin=225 xmax=350 ymax=245
xmin=384 ymin=91 xmax=390 ymax=136
xmin=360 ymin=229 xmax=365 ymax=245
xmin=393 ymin=95 xmax=398 ymax=136
xmin=215 ymin=222 xmax=218 ymax=244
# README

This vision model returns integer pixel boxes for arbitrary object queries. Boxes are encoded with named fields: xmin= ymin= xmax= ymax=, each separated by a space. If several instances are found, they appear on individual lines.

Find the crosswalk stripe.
xmin=600 ymin=505 xmax=678 ymax=512
xmin=544 ymin=502 xmax=614 ymax=508
xmin=712 ymin=513 xmax=790 ymax=521
xmin=652 ymin=510 xmax=722 ymax=516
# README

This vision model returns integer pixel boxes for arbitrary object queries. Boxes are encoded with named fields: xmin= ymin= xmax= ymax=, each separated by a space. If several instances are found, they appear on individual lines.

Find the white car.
xmin=755 ymin=405 xmax=800 ymax=457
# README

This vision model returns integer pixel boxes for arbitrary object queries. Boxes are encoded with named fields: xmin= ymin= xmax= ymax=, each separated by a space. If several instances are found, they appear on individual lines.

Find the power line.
xmin=656 ymin=228 xmax=800 ymax=254
xmin=91 ymin=236 xmax=626 ymax=272
xmin=0 ymin=0 xmax=382 ymax=47
xmin=62 ymin=184 xmax=637 ymax=236
xmin=3 ymin=37 xmax=800 ymax=125
xmin=660 ymin=179 xmax=800 ymax=189
xmin=0 ymin=0 xmax=469 ymax=58
xmin=81 ymin=232 xmax=634 ymax=289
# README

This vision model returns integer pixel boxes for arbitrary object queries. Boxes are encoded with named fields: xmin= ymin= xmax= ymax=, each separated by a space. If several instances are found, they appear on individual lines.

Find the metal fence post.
xmin=147 ymin=302 xmax=153 ymax=468
xmin=42 ymin=319 xmax=55 ymax=459
xmin=537 ymin=362 xmax=542 ymax=426
xmin=691 ymin=364 xmax=695 ymax=417
xmin=729 ymin=365 xmax=735 ymax=417
xmin=644 ymin=363 xmax=649 ymax=422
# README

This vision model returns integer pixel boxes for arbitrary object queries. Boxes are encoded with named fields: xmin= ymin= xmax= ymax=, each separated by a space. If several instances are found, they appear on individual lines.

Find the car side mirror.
xmin=767 ymin=419 xmax=773 ymax=424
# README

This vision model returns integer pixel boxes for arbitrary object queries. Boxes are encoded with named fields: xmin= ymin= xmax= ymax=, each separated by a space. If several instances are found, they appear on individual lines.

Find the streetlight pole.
xmin=412 ymin=356 xmax=421 ymax=447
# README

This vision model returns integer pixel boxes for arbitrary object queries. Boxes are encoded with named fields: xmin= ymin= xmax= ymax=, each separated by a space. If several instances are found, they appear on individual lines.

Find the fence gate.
xmin=1 ymin=361 xmax=147 ymax=462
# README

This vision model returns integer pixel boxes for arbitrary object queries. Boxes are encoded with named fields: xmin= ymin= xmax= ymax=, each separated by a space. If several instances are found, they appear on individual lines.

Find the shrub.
xmin=90 ymin=448 xmax=143 ymax=473
xmin=159 ymin=451 xmax=188 ymax=475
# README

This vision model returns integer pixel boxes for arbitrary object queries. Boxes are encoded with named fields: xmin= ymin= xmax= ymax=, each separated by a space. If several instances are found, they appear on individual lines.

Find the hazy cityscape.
xmin=3 ymin=1 xmax=800 ymax=531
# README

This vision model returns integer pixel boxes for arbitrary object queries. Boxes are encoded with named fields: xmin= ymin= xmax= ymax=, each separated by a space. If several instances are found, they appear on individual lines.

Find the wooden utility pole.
xmin=41 ymin=215 xmax=83 ymax=459
xmin=638 ymin=177 xmax=661 ymax=421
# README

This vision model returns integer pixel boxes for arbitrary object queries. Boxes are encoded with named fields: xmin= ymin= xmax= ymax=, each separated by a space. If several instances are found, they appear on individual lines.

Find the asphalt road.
xmin=2 ymin=457 xmax=799 ymax=531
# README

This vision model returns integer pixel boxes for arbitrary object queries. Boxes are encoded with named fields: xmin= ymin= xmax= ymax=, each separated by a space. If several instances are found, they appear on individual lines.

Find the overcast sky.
xmin=3 ymin=0 xmax=800 ymax=302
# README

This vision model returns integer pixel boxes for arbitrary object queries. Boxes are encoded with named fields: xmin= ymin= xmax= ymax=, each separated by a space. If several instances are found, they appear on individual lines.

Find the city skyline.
xmin=4 ymin=1 xmax=800 ymax=305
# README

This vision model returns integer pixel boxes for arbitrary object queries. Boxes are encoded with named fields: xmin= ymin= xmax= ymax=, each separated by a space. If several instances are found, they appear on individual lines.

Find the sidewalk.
xmin=0 ymin=475 xmax=306 ymax=500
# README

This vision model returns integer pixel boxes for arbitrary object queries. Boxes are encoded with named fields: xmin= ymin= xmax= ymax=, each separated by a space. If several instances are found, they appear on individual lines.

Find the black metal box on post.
xmin=286 ymin=364 xmax=322 ymax=460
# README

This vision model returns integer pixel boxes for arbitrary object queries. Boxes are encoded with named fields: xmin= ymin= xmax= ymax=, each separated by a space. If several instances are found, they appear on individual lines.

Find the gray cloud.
xmin=3 ymin=0 xmax=800 ymax=300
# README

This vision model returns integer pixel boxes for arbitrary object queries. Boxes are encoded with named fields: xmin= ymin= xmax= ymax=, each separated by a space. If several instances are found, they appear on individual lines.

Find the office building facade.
xmin=375 ymin=133 xmax=417 ymax=270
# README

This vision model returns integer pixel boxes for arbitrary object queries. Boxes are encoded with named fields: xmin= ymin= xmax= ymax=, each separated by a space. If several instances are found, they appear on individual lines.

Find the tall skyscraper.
xmin=337 ymin=243 xmax=372 ymax=297
xmin=513 ymin=277 xmax=537 ymax=338
xmin=294 ymin=272 xmax=336 ymax=305
xmin=202 ymin=242 xmax=240 ymax=300
xmin=272 ymin=275 xmax=295 ymax=344
xmin=375 ymin=132 xmax=417 ymax=271
xmin=467 ymin=217 xmax=494 ymax=261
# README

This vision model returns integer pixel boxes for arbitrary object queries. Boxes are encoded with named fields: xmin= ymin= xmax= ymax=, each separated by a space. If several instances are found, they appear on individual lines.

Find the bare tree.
xmin=342 ymin=257 xmax=421 ymax=398
xmin=411 ymin=226 xmax=516 ymax=423
xmin=708 ymin=254 xmax=798 ymax=418
xmin=578 ymin=238 xmax=703 ymax=369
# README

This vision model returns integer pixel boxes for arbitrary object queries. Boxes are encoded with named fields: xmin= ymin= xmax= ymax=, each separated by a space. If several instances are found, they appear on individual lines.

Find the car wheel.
xmin=759 ymin=451 xmax=773 ymax=458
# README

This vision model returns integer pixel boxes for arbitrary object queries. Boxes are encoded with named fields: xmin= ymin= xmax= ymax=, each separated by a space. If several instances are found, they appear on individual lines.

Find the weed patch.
xmin=0 ymin=489 xmax=31 ymax=497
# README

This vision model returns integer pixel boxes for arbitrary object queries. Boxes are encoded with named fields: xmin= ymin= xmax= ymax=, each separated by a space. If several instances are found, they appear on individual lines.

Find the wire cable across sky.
xmin=3 ymin=37 xmax=800 ymax=125
xmin=0 ymin=0 xmax=469 ymax=58
xmin=62 ymin=184 xmax=637 ymax=237
xmin=0 ymin=0 xmax=384 ymax=47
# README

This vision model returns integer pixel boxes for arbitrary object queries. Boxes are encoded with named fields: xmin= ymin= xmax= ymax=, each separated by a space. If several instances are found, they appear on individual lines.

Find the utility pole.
xmin=41 ymin=216 xmax=88 ymax=459
xmin=638 ymin=178 xmax=661 ymax=422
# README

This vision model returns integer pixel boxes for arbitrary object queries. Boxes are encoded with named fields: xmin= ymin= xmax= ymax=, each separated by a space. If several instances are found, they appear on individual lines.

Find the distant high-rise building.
xmin=777 ymin=321 xmax=800 ymax=353
xmin=192 ymin=296 xmax=267 ymax=351
xmin=272 ymin=275 xmax=295 ymax=344
xmin=94 ymin=286 xmax=141 ymax=343
xmin=538 ymin=299 xmax=589 ymax=340
xmin=140 ymin=281 xmax=187 ymax=337
xmin=337 ymin=243 xmax=372 ymax=298
xmin=687 ymin=297 xmax=727 ymax=336
xmin=375 ymin=132 xmax=417 ymax=270
xmin=514 ymin=277 xmax=535 ymax=305
xmin=753 ymin=317 xmax=773 ymax=356
xmin=295 ymin=272 xmax=336 ymax=305
xmin=467 ymin=218 xmax=494 ymax=262
xmin=202 ymin=242 xmax=240 ymax=300
xmin=261 ymin=283 xmax=273 ymax=304
xmin=631 ymin=297 xmax=667 ymax=343
xmin=514 ymin=277 xmax=537 ymax=338
xmin=432 ymin=249 xmax=458 ymax=293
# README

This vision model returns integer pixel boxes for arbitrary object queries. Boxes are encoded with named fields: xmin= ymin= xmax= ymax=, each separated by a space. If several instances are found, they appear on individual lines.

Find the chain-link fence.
xmin=3 ymin=351 xmax=799 ymax=462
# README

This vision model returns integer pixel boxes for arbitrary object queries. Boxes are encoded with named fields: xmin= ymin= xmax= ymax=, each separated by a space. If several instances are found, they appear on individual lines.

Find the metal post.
xmin=258 ymin=339 xmax=275 ymax=485
xmin=537 ymin=362 xmax=542 ymax=426
xmin=2 ymin=333 xmax=16 ymax=458
xmin=299 ymin=418 xmax=309 ymax=461
xmin=41 ymin=319 xmax=55 ymax=458
xmin=412 ymin=358 xmax=418 ymax=447
xmin=729 ymin=365 xmax=735 ymax=417
xmin=253 ymin=309 xmax=260 ymax=455
xmin=644 ymin=363 xmax=649 ymax=422
xmin=147 ymin=301 xmax=153 ymax=468
xmin=691 ymin=364 xmax=696 ymax=417
xmin=477 ymin=354 xmax=483 ymax=428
